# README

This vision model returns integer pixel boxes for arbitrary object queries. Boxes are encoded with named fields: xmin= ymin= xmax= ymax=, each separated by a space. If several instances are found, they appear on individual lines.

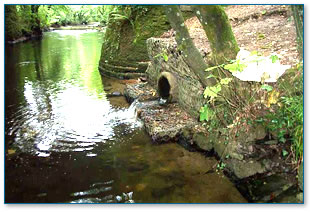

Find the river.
xmin=5 ymin=30 xmax=246 ymax=203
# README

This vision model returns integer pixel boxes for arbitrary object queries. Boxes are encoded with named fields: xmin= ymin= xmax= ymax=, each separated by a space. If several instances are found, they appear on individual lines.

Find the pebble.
xmin=115 ymin=195 xmax=122 ymax=202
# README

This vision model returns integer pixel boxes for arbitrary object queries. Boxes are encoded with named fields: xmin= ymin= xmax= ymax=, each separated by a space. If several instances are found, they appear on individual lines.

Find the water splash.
xmin=8 ymin=81 xmax=143 ymax=157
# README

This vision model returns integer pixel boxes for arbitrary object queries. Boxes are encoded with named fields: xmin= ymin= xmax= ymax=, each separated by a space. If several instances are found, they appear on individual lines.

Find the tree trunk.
xmin=31 ymin=5 xmax=42 ymax=36
xmin=291 ymin=5 xmax=303 ymax=59
xmin=191 ymin=5 xmax=239 ymax=65
xmin=163 ymin=5 xmax=216 ymax=87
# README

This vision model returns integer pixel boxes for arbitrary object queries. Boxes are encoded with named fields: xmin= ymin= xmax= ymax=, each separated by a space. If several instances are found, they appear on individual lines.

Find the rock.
xmin=106 ymin=91 xmax=122 ymax=97
xmin=104 ymin=86 xmax=112 ymax=92
xmin=237 ymin=124 xmax=267 ymax=143
xmin=158 ymin=98 xmax=168 ymax=106
xmin=298 ymin=162 xmax=303 ymax=191
xmin=115 ymin=195 xmax=122 ymax=202
xmin=296 ymin=192 xmax=303 ymax=202
xmin=226 ymin=159 xmax=266 ymax=179
xmin=193 ymin=132 xmax=213 ymax=152
xmin=151 ymin=186 xmax=175 ymax=198
xmin=237 ymin=174 xmax=295 ymax=202
xmin=7 ymin=149 xmax=16 ymax=155
xmin=268 ymin=184 xmax=300 ymax=203
xmin=37 ymin=193 xmax=47 ymax=197
xmin=98 ymin=6 xmax=170 ymax=79
xmin=264 ymin=140 xmax=278 ymax=145
xmin=112 ymin=91 xmax=122 ymax=96
xmin=139 ymin=77 xmax=147 ymax=82
xmin=135 ymin=183 xmax=147 ymax=191
xmin=127 ymin=161 xmax=149 ymax=172
xmin=124 ymin=82 xmax=159 ymax=103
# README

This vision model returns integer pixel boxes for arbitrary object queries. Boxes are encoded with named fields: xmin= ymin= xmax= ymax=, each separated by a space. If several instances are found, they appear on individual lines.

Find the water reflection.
xmin=6 ymin=30 xmax=140 ymax=157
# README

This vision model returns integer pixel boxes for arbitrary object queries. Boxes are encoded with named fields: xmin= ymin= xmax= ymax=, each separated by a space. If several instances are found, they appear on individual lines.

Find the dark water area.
xmin=5 ymin=30 xmax=246 ymax=203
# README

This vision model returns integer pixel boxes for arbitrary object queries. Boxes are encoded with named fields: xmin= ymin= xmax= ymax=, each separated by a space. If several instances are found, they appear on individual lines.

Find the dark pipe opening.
xmin=158 ymin=76 xmax=170 ymax=99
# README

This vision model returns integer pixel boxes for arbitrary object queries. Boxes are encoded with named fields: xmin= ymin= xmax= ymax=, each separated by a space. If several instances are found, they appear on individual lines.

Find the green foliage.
xmin=203 ymin=84 xmax=221 ymax=100
xmin=155 ymin=51 xmax=169 ymax=62
xmin=270 ymin=54 xmax=279 ymax=63
xmin=216 ymin=161 xmax=226 ymax=170
xmin=282 ymin=149 xmax=289 ymax=157
xmin=199 ymin=105 xmax=214 ymax=122
xmin=261 ymin=84 xmax=273 ymax=92
xmin=5 ymin=5 xmax=22 ymax=41
xmin=220 ymin=78 xmax=232 ymax=85
xmin=264 ymin=64 xmax=303 ymax=164
xmin=223 ymin=59 xmax=247 ymax=73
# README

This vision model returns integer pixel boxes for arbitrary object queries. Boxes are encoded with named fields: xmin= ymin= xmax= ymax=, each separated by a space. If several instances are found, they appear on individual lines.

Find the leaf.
xmin=261 ymin=84 xmax=273 ymax=92
xmin=203 ymin=85 xmax=222 ymax=101
xmin=220 ymin=78 xmax=232 ymax=85
xmin=266 ymin=90 xmax=279 ymax=107
xmin=205 ymin=66 xmax=218 ymax=72
xmin=224 ymin=60 xmax=247 ymax=73
xmin=250 ymin=50 xmax=258 ymax=56
xmin=282 ymin=149 xmax=288 ymax=157
xmin=261 ymin=10 xmax=267 ymax=15
xmin=279 ymin=137 xmax=286 ymax=143
xmin=270 ymin=55 xmax=279 ymax=63
xmin=162 ymin=53 xmax=168 ymax=62
xmin=224 ymin=63 xmax=238 ymax=72
xmin=199 ymin=105 xmax=214 ymax=122
xmin=257 ymin=33 xmax=265 ymax=40
xmin=261 ymin=72 xmax=271 ymax=83
xmin=207 ymin=74 xmax=216 ymax=79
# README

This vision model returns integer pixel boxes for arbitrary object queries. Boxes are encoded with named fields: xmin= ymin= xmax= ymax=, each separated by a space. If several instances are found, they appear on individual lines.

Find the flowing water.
xmin=5 ymin=30 xmax=247 ymax=203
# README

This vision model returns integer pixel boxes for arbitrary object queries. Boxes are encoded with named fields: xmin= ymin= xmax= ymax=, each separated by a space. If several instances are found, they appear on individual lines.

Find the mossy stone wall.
xmin=98 ymin=6 xmax=171 ymax=79
xmin=146 ymin=37 xmax=205 ymax=118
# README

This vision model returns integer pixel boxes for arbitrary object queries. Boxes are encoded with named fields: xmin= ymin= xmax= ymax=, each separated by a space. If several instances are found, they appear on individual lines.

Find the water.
xmin=5 ymin=30 xmax=247 ymax=203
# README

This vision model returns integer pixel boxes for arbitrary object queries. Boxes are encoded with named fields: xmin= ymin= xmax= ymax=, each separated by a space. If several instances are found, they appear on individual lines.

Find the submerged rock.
xmin=236 ymin=174 xmax=296 ymax=202
xmin=226 ymin=159 xmax=266 ymax=179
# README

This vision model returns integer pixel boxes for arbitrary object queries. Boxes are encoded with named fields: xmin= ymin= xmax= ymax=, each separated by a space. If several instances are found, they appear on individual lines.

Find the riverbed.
xmin=5 ymin=30 xmax=246 ymax=203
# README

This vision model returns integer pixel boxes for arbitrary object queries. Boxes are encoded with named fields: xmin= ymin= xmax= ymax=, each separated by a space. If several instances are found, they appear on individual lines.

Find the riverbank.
xmin=6 ymin=23 xmax=105 ymax=45
xmin=121 ymin=80 xmax=303 ymax=203
xmin=115 ymin=5 xmax=303 ymax=203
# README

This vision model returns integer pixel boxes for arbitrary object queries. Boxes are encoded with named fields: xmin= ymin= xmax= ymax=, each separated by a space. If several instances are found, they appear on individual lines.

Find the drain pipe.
xmin=157 ymin=72 xmax=178 ymax=104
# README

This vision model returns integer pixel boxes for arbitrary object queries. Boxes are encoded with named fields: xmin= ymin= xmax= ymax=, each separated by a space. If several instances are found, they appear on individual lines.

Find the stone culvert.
xmin=146 ymin=37 xmax=205 ymax=118
xmin=157 ymin=72 xmax=178 ymax=103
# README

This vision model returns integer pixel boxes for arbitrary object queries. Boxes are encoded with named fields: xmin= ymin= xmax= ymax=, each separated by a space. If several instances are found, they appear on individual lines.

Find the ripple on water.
xmin=8 ymin=78 xmax=142 ymax=157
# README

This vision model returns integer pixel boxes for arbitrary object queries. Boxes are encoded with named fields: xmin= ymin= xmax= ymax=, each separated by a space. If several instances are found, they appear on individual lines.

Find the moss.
xmin=192 ymin=5 xmax=239 ymax=64
xmin=99 ymin=6 xmax=171 ymax=76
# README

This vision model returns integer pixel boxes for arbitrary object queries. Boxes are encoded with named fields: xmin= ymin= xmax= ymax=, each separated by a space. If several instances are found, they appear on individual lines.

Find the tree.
xmin=191 ymin=6 xmax=239 ymax=65
xmin=291 ymin=5 xmax=303 ymax=59
xmin=5 ymin=5 xmax=22 ymax=41
xmin=31 ymin=5 xmax=42 ymax=36
xmin=163 ymin=5 xmax=239 ymax=87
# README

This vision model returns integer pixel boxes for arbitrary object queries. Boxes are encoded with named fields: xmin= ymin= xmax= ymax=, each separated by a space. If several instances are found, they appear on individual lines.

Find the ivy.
xmin=199 ymin=105 xmax=214 ymax=122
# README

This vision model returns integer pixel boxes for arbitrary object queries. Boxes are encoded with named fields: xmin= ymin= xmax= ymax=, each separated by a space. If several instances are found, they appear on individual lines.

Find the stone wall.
xmin=146 ymin=37 xmax=205 ymax=118
xmin=98 ymin=6 xmax=171 ymax=79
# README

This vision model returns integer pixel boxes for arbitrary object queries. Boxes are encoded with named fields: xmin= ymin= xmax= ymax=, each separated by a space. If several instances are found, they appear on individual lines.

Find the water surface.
xmin=5 ymin=30 xmax=246 ymax=203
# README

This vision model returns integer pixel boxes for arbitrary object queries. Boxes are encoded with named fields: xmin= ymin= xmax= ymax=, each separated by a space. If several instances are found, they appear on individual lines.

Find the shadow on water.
xmin=5 ymin=30 xmax=247 ymax=203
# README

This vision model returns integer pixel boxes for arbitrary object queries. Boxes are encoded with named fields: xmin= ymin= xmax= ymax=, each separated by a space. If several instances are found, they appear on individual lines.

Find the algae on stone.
xmin=99 ymin=6 xmax=171 ymax=78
